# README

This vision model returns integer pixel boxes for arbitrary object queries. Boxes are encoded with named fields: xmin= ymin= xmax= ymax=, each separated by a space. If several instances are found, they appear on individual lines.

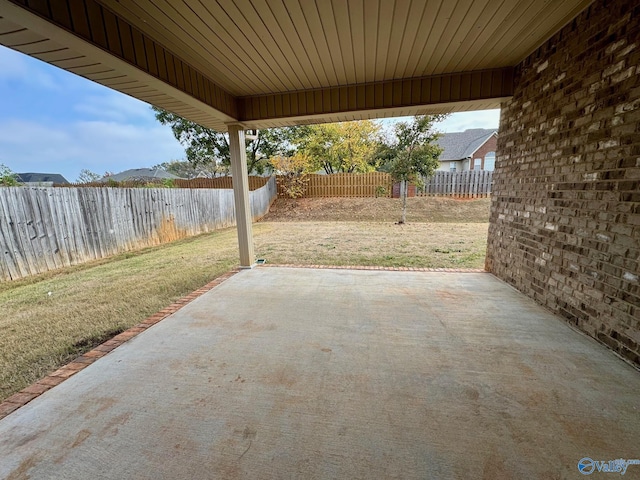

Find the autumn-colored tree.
xmin=297 ymin=120 xmax=381 ymax=174
xmin=270 ymin=153 xmax=313 ymax=198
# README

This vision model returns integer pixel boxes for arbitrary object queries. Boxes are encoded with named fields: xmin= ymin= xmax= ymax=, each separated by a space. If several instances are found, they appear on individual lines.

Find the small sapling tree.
xmin=384 ymin=115 xmax=446 ymax=224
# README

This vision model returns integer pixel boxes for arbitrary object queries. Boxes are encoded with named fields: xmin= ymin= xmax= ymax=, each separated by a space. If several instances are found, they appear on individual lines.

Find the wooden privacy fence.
xmin=277 ymin=172 xmax=392 ymax=198
xmin=275 ymin=171 xmax=492 ymax=198
xmin=63 ymin=176 xmax=270 ymax=190
xmin=418 ymin=171 xmax=493 ymax=198
xmin=174 ymin=176 xmax=269 ymax=190
xmin=0 ymin=177 xmax=277 ymax=281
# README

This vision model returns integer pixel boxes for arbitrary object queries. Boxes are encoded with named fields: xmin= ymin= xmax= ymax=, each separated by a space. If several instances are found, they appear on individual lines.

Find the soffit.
xmin=97 ymin=0 xmax=593 ymax=97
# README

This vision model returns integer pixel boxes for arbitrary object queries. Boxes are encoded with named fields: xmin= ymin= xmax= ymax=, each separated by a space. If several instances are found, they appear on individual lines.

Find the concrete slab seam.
xmin=0 ymin=268 xmax=242 ymax=421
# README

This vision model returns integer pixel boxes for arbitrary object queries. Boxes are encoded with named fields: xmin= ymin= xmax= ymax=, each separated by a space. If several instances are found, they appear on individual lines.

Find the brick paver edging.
xmin=260 ymin=264 xmax=487 ymax=273
xmin=0 ymin=269 xmax=241 ymax=421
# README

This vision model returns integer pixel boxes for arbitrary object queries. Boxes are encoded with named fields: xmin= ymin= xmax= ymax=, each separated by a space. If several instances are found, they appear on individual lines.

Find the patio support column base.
xmin=228 ymin=123 xmax=255 ymax=268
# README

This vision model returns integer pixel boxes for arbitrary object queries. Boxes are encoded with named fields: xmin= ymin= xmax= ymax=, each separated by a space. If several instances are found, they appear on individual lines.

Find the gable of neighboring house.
xmin=435 ymin=129 xmax=497 ymax=172
xmin=16 ymin=172 xmax=70 ymax=185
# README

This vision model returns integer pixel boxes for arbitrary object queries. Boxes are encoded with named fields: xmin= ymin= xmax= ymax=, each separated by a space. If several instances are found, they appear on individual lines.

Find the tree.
xmin=270 ymin=153 xmax=313 ymax=198
xmin=382 ymin=115 xmax=447 ymax=224
xmin=0 ymin=164 xmax=19 ymax=186
xmin=152 ymin=107 xmax=302 ymax=174
xmin=154 ymin=160 xmax=226 ymax=179
xmin=76 ymin=169 xmax=101 ymax=184
xmin=297 ymin=120 xmax=381 ymax=174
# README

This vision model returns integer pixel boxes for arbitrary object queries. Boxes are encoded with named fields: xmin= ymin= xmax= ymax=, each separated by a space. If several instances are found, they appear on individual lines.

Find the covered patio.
xmin=0 ymin=0 xmax=638 ymax=476
xmin=1 ymin=0 xmax=638 ymax=365
xmin=1 ymin=267 xmax=638 ymax=478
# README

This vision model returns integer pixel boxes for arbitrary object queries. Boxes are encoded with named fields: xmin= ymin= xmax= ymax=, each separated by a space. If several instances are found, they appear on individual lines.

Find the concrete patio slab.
xmin=0 ymin=267 xmax=638 ymax=479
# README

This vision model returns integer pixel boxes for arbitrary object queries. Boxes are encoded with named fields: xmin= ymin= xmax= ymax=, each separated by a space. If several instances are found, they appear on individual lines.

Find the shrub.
xmin=270 ymin=153 xmax=312 ymax=198
xmin=375 ymin=185 xmax=388 ymax=197
xmin=0 ymin=164 xmax=19 ymax=186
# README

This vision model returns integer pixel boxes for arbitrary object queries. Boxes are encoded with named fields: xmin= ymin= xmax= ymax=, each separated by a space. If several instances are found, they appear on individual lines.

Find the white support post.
xmin=228 ymin=124 xmax=255 ymax=268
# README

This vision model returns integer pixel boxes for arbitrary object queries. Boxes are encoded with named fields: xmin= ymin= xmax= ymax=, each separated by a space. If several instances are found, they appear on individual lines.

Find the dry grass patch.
xmin=256 ymin=222 xmax=488 ymax=268
xmin=262 ymin=196 xmax=491 ymax=223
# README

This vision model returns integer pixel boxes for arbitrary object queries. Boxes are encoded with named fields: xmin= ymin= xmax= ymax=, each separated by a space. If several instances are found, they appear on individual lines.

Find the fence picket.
xmin=418 ymin=171 xmax=493 ymax=198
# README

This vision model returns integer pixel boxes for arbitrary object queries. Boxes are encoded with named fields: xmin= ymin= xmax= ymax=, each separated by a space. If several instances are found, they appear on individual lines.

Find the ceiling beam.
xmin=237 ymin=68 xmax=513 ymax=124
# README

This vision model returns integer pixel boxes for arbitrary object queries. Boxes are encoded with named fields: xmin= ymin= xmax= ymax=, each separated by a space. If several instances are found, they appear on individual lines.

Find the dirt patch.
xmin=261 ymin=197 xmax=491 ymax=223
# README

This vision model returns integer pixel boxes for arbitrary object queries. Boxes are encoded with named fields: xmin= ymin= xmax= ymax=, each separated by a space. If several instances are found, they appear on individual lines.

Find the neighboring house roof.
xmin=17 ymin=172 xmax=70 ymax=184
xmin=101 ymin=168 xmax=183 ymax=182
xmin=436 ymin=129 xmax=497 ymax=161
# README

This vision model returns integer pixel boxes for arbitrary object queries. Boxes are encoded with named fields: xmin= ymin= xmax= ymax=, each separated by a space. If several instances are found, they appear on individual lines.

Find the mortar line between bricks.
xmin=0 ymin=268 xmax=241 ymax=421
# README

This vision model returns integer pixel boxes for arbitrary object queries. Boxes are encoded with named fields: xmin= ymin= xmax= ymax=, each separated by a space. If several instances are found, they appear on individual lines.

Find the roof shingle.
xmin=17 ymin=173 xmax=70 ymax=184
xmin=436 ymin=128 xmax=497 ymax=161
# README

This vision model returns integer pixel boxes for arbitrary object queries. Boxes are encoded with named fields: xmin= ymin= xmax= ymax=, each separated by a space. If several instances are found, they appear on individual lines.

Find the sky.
xmin=0 ymin=45 xmax=500 ymax=183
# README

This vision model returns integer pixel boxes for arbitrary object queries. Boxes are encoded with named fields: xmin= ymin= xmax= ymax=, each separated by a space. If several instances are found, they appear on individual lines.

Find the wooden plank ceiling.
xmin=0 ymin=0 xmax=593 ymax=131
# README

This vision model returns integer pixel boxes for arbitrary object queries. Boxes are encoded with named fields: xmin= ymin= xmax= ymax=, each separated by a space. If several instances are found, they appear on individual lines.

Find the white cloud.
xmin=0 ymin=46 xmax=28 ymax=78
xmin=378 ymin=109 xmax=501 ymax=133
xmin=0 ymin=46 xmax=60 ymax=90
xmin=0 ymin=120 xmax=69 ymax=145
xmin=0 ymin=119 xmax=183 ymax=182
xmin=435 ymin=109 xmax=501 ymax=133
xmin=0 ymin=45 xmax=185 ymax=182
xmin=74 ymin=93 xmax=154 ymax=122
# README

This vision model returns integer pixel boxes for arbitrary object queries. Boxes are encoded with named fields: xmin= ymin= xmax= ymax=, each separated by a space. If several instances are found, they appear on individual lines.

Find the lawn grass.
xmin=1 ymin=199 xmax=490 ymax=402
xmin=255 ymin=222 xmax=488 ymax=268
xmin=0 ymin=228 xmax=240 ymax=401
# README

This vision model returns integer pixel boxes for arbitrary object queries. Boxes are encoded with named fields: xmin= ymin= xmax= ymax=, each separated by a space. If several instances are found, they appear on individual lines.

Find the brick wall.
xmin=472 ymin=135 xmax=497 ymax=170
xmin=487 ymin=0 xmax=640 ymax=366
